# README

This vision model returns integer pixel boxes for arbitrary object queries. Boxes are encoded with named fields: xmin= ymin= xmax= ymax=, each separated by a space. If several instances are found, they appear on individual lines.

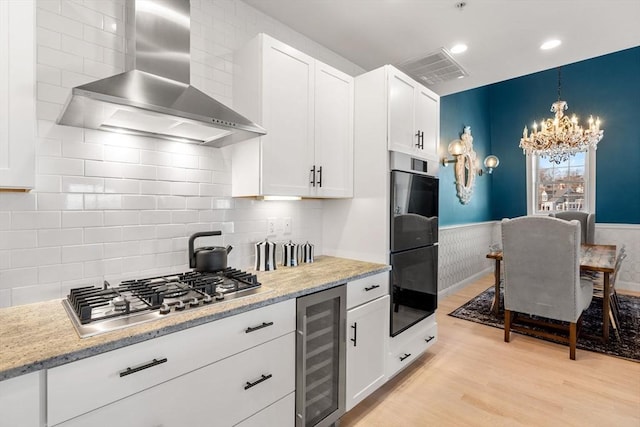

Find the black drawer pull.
xmin=245 ymin=321 xmax=274 ymax=333
xmin=364 ymin=285 xmax=380 ymax=291
xmin=244 ymin=373 xmax=272 ymax=390
xmin=351 ymin=322 xmax=357 ymax=347
xmin=399 ymin=353 xmax=411 ymax=362
xmin=310 ymin=166 xmax=316 ymax=187
xmin=425 ymin=335 xmax=435 ymax=343
xmin=119 ymin=358 xmax=167 ymax=377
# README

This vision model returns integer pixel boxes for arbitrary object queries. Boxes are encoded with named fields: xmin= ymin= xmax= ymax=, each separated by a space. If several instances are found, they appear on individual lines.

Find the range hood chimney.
xmin=57 ymin=0 xmax=265 ymax=146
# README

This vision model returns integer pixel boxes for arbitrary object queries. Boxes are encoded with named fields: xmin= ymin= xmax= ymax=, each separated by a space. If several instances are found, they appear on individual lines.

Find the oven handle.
xmin=119 ymin=358 xmax=168 ymax=377
xmin=245 ymin=321 xmax=274 ymax=333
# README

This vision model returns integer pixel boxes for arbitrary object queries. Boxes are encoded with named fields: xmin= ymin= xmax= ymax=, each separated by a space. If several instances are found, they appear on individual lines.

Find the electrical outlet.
xmin=284 ymin=217 xmax=292 ymax=234
xmin=267 ymin=217 xmax=277 ymax=236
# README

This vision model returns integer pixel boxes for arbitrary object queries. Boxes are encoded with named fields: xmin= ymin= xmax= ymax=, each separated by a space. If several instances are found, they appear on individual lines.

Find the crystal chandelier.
xmin=520 ymin=67 xmax=604 ymax=164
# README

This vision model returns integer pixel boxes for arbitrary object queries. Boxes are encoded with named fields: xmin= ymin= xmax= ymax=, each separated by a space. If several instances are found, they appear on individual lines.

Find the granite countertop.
xmin=0 ymin=256 xmax=389 ymax=381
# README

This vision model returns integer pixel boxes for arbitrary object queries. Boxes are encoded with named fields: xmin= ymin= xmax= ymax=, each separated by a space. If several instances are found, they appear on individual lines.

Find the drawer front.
xmin=235 ymin=392 xmax=295 ymax=427
xmin=386 ymin=315 xmax=437 ymax=378
xmin=347 ymin=272 xmax=389 ymax=309
xmin=56 ymin=333 xmax=296 ymax=427
xmin=49 ymin=299 xmax=295 ymax=426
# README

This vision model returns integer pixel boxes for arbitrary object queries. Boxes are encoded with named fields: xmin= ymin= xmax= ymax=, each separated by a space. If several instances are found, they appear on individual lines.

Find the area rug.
xmin=448 ymin=287 xmax=640 ymax=362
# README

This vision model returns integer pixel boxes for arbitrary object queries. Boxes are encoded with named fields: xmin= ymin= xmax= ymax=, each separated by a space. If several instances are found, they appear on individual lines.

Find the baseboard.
xmin=618 ymin=280 xmax=640 ymax=293
xmin=439 ymin=267 xmax=493 ymax=299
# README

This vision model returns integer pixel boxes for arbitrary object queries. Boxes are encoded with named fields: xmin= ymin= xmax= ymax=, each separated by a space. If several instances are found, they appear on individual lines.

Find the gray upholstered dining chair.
xmin=549 ymin=211 xmax=595 ymax=244
xmin=501 ymin=216 xmax=594 ymax=360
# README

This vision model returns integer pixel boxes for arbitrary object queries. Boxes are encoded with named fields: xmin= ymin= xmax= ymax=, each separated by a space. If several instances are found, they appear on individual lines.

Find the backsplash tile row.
xmin=0 ymin=0 xmax=362 ymax=307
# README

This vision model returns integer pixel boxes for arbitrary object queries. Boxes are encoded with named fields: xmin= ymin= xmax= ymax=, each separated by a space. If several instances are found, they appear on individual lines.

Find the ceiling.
xmin=243 ymin=0 xmax=640 ymax=96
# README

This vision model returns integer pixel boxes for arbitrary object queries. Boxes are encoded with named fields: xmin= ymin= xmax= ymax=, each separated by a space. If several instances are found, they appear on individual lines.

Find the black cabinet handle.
xmin=415 ymin=130 xmax=424 ymax=149
xmin=317 ymin=166 xmax=323 ymax=187
xmin=425 ymin=335 xmax=435 ymax=343
xmin=399 ymin=353 xmax=412 ymax=362
xmin=351 ymin=322 xmax=357 ymax=347
xmin=364 ymin=285 xmax=380 ymax=292
xmin=244 ymin=373 xmax=272 ymax=390
xmin=245 ymin=321 xmax=274 ymax=333
xmin=310 ymin=166 xmax=316 ymax=187
xmin=119 ymin=358 xmax=167 ymax=377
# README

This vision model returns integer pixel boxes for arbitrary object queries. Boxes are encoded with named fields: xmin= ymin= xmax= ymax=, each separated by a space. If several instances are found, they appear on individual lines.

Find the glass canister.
xmin=255 ymin=238 xmax=277 ymax=271
xmin=282 ymin=240 xmax=300 ymax=267
xmin=301 ymin=241 xmax=314 ymax=263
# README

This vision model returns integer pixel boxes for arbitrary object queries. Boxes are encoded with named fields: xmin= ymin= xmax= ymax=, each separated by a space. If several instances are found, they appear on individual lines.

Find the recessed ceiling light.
xmin=451 ymin=44 xmax=468 ymax=54
xmin=540 ymin=39 xmax=562 ymax=50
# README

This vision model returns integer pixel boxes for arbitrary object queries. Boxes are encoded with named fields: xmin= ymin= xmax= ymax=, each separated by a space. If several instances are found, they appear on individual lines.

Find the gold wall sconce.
xmin=441 ymin=126 xmax=499 ymax=204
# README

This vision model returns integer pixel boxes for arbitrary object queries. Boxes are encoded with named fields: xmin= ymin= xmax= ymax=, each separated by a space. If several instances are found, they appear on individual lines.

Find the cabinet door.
xmin=314 ymin=62 xmax=354 ymax=198
xmin=346 ymin=295 xmax=389 ymax=411
xmin=388 ymin=69 xmax=417 ymax=156
xmin=235 ymin=392 xmax=295 ymax=427
xmin=0 ymin=371 xmax=41 ymax=427
xmin=261 ymin=37 xmax=315 ymax=196
xmin=0 ymin=0 xmax=35 ymax=190
xmin=415 ymin=86 xmax=439 ymax=160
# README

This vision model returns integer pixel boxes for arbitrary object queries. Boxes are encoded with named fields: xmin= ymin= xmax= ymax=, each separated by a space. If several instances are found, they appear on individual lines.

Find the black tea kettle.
xmin=188 ymin=231 xmax=233 ymax=272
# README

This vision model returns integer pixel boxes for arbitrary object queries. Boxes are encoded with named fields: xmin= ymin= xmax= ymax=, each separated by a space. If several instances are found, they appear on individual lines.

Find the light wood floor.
xmin=341 ymin=274 xmax=640 ymax=427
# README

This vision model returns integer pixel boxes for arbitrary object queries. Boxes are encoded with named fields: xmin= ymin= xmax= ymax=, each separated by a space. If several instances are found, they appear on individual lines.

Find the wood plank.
xmin=341 ymin=274 xmax=640 ymax=427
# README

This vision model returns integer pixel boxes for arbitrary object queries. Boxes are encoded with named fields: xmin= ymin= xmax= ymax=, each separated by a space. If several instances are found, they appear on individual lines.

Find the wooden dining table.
xmin=486 ymin=244 xmax=617 ymax=342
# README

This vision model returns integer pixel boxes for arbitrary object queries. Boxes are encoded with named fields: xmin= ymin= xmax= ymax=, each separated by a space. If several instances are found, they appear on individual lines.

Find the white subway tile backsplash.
xmin=37 ymin=26 xmax=62 ymax=50
xmin=62 ymin=211 xmax=104 ymax=228
xmin=104 ymin=211 xmax=139 ymax=226
xmin=61 ymin=0 xmax=105 ymax=29
xmin=105 ymin=178 xmax=140 ymax=194
xmin=104 ymin=241 xmax=140 ymax=258
xmin=37 ymin=100 xmax=64 ymax=121
xmin=0 ymin=251 xmax=9 ymax=269
xmin=185 ymin=169 xmax=212 ymax=183
xmin=38 ymin=228 xmax=83 ymax=247
xmin=121 ymin=225 xmax=157 ymax=241
xmin=104 ymin=145 xmax=140 ymax=164
xmin=38 ymin=8 xmax=83 ymax=39
xmin=84 ymin=226 xmax=123 ymax=243
xmin=170 ymin=182 xmax=199 ymax=196
xmin=85 ymin=160 xmax=124 ymax=178
xmin=140 ymin=210 xmax=171 ymax=225
xmin=83 ymin=0 xmax=124 ymax=21
xmin=37 ymin=193 xmax=84 ymax=210
xmin=83 ymin=57 xmax=120 ymax=78
xmin=121 ymin=195 xmax=156 ymax=210
xmin=0 ymin=289 xmax=11 ymax=308
xmin=0 ymin=213 xmax=10 ymax=231
xmin=0 ymin=268 xmax=39 ymax=289
xmin=156 ymin=224 xmax=186 ymax=239
xmin=121 ymin=163 xmax=157 ymax=180
xmin=83 ymin=24 xmax=124 ymax=51
xmin=37 ymin=81 xmax=69 ymax=104
xmin=37 ymin=137 xmax=62 ymax=157
xmin=39 ymin=262 xmax=84 ymax=283
xmin=12 ymin=247 xmax=61 ymax=268
xmin=38 ymin=156 xmax=84 ymax=176
xmin=84 ymin=194 xmax=122 ymax=210
xmin=0 ymin=231 xmax=38 ymax=250
xmin=38 ymin=45 xmax=84 ymax=74
xmin=62 ymin=140 xmax=104 ymax=160
xmin=35 ymin=175 xmax=63 ymax=193
xmin=122 ymin=255 xmax=155 ymax=274
xmin=37 ymin=63 xmax=62 ymax=86
xmin=60 ymin=33 xmax=104 ymax=61
xmin=62 ymin=176 xmax=105 ymax=193
xmin=200 ymin=183 xmax=229 ymax=197
xmin=157 ymin=167 xmax=187 ymax=182
xmin=37 ymin=0 xmax=61 ymax=14
xmin=140 ymin=180 xmax=172 ymax=195
xmin=0 ymin=193 xmax=37 ymax=211
xmin=171 ymin=211 xmax=200 ymax=224
xmin=12 ymin=282 xmax=61 ymax=306
xmin=186 ymin=197 xmax=212 ymax=210
xmin=11 ymin=212 xmax=61 ymax=230
xmin=157 ymin=196 xmax=187 ymax=210
xmin=37 ymin=120 xmax=84 ymax=142
xmin=140 ymin=239 xmax=173 ymax=255
xmin=62 ymin=243 xmax=104 ymax=262
xmin=84 ymin=258 xmax=122 ymax=278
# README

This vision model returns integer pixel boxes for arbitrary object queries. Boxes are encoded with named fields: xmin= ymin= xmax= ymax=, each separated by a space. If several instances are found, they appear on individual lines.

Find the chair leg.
xmin=569 ymin=322 xmax=577 ymax=360
xmin=504 ymin=309 xmax=511 ymax=342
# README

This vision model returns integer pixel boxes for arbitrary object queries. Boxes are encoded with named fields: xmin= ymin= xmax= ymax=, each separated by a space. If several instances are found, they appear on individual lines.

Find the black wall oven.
xmin=389 ymin=158 xmax=438 ymax=336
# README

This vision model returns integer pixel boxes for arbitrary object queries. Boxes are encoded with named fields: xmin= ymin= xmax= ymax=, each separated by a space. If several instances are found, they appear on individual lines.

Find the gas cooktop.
xmin=63 ymin=269 xmax=269 ymax=338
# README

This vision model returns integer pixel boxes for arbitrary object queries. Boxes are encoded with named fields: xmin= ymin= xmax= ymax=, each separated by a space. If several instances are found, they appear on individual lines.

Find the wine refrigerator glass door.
xmin=296 ymin=285 xmax=346 ymax=427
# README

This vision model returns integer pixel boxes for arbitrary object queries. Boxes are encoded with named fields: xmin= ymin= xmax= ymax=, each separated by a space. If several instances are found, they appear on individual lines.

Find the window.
xmin=526 ymin=150 xmax=596 ymax=215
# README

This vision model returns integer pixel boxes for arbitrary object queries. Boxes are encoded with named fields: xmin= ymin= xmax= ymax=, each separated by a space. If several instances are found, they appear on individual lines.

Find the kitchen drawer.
xmin=347 ymin=272 xmax=389 ymax=309
xmin=235 ymin=391 xmax=295 ymax=427
xmin=386 ymin=314 xmax=437 ymax=378
xmin=48 ymin=299 xmax=295 ymax=426
xmin=56 ymin=332 xmax=295 ymax=427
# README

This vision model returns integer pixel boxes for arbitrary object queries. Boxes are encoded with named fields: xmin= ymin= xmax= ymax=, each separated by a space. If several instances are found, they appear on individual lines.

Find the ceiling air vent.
xmin=396 ymin=48 xmax=468 ymax=85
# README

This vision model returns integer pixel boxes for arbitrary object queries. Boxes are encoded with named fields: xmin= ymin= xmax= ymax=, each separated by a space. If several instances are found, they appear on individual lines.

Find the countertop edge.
xmin=1 ymin=264 xmax=390 ymax=381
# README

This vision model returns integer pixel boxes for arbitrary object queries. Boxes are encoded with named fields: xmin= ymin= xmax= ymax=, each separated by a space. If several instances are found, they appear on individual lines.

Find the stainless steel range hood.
xmin=57 ymin=0 xmax=265 ymax=147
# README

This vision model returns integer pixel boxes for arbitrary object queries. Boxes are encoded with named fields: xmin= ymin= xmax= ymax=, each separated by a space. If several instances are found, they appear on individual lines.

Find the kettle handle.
xmin=188 ymin=231 xmax=222 ymax=268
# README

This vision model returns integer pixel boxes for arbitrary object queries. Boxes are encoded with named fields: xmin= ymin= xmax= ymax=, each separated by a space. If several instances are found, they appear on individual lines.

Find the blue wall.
xmin=439 ymin=86 xmax=493 ymax=226
xmin=440 ymin=46 xmax=640 ymax=225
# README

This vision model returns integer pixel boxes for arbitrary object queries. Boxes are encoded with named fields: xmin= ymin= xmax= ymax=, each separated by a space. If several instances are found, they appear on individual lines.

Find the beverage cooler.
xmin=295 ymin=285 xmax=346 ymax=427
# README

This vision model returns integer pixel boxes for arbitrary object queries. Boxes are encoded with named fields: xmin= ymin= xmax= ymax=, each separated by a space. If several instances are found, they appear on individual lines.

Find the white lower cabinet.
xmin=386 ymin=314 xmax=437 ymax=379
xmin=345 ymin=295 xmax=389 ymax=411
xmin=48 ymin=299 xmax=295 ymax=427
xmin=56 ymin=333 xmax=295 ymax=427
xmin=0 ymin=371 xmax=42 ymax=427
xmin=236 ymin=392 xmax=295 ymax=427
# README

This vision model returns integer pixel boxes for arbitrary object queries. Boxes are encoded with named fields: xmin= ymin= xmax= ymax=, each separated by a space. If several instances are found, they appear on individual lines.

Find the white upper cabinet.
xmin=232 ymin=34 xmax=353 ymax=198
xmin=387 ymin=66 xmax=439 ymax=161
xmin=0 ymin=0 xmax=35 ymax=190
